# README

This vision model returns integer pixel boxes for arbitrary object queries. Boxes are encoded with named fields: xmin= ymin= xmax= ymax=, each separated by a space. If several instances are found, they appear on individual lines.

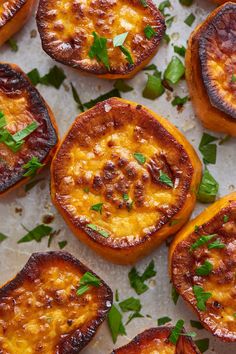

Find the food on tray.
xmin=0 ymin=0 xmax=35 ymax=46
xmin=186 ymin=2 xmax=236 ymax=135
xmin=213 ymin=0 xmax=236 ymax=3
xmin=0 ymin=62 xmax=58 ymax=195
xmin=51 ymin=97 xmax=202 ymax=264
xmin=170 ymin=192 xmax=236 ymax=342
xmin=111 ymin=326 xmax=200 ymax=353
xmin=0 ymin=251 xmax=112 ymax=353
xmin=36 ymin=0 xmax=165 ymax=79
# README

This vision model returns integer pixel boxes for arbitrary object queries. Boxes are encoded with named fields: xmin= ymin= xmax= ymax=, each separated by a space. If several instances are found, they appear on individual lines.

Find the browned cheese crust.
xmin=199 ymin=2 xmax=236 ymax=118
xmin=36 ymin=0 xmax=165 ymax=77
xmin=111 ymin=327 xmax=200 ymax=354
xmin=0 ymin=63 xmax=58 ymax=194
xmin=0 ymin=251 xmax=112 ymax=353
xmin=172 ymin=200 xmax=236 ymax=342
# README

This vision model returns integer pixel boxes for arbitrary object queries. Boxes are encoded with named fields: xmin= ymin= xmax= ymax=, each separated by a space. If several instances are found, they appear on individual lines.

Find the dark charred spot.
xmin=92 ymin=175 xmax=103 ymax=191
xmin=134 ymin=181 xmax=145 ymax=207
xmin=124 ymin=162 xmax=138 ymax=180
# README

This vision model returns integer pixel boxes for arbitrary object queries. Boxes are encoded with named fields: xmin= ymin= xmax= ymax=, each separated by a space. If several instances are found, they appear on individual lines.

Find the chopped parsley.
xmin=126 ymin=311 xmax=144 ymax=324
xmin=173 ymin=45 xmax=186 ymax=57
xmin=89 ymin=32 xmax=110 ymax=70
xmin=190 ymin=320 xmax=204 ymax=329
xmin=190 ymin=234 xmax=216 ymax=251
xmin=157 ymin=316 xmax=171 ymax=325
xmin=179 ymin=0 xmax=193 ymax=5
xmin=171 ymin=95 xmax=189 ymax=106
xmin=120 ymin=45 xmax=134 ymax=64
xmin=194 ymin=338 xmax=209 ymax=353
xmin=76 ymin=271 xmax=101 ymax=296
xmin=195 ymin=260 xmax=213 ymax=276
xmin=133 ymin=152 xmax=146 ymax=165
xmin=169 ymin=319 xmax=185 ymax=344
xmin=12 ymin=121 xmax=38 ymax=142
xmin=114 ymin=79 xmax=133 ymax=92
xmin=184 ymin=13 xmax=196 ymax=26
xmin=159 ymin=170 xmax=173 ymax=187
xmin=87 ymin=223 xmax=109 ymax=238
xmin=27 ymin=66 xmax=66 ymax=88
xmin=159 ymin=0 xmax=171 ymax=15
xmin=143 ymin=73 xmax=165 ymax=99
xmin=113 ymin=32 xmax=128 ymax=47
xmin=197 ymin=168 xmax=219 ymax=203
xmin=231 ymin=74 xmax=236 ymax=83
xmin=70 ymin=83 xmax=84 ymax=112
xmin=171 ymin=285 xmax=179 ymax=305
xmin=83 ymin=89 xmax=121 ymax=109
xmin=23 ymin=157 xmax=45 ymax=177
xmin=199 ymin=133 xmax=218 ymax=164
xmin=223 ymin=215 xmax=229 ymax=223
xmin=0 ymin=233 xmax=8 ymax=243
xmin=17 ymin=224 xmax=53 ymax=243
xmin=58 ymin=240 xmax=67 ymax=249
xmin=90 ymin=203 xmax=103 ymax=214
xmin=123 ymin=193 xmax=129 ymax=201
xmin=144 ymin=25 xmax=156 ymax=39
xmin=164 ymin=56 xmax=185 ymax=85
xmin=108 ymin=305 xmax=126 ymax=343
xmin=128 ymin=260 xmax=156 ymax=295
xmin=140 ymin=0 xmax=148 ymax=7
xmin=193 ymin=285 xmax=212 ymax=311
xmin=7 ymin=38 xmax=18 ymax=52
xmin=208 ymin=239 xmax=225 ymax=249
xmin=119 ymin=297 xmax=141 ymax=313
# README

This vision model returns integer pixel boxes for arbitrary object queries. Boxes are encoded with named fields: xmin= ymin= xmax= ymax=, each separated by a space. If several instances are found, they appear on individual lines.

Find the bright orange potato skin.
xmin=170 ymin=192 xmax=236 ymax=342
xmin=51 ymin=98 xmax=202 ymax=265
xmin=111 ymin=327 xmax=200 ymax=354
xmin=0 ymin=62 xmax=59 ymax=196
xmin=0 ymin=0 xmax=35 ymax=46
xmin=185 ymin=2 xmax=236 ymax=136
xmin=213 ymin=0 xmax=236 ymax=3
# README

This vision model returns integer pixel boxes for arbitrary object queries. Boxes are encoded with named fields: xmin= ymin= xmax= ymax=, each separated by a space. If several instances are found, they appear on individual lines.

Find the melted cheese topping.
xmin=0 ymin=264 xmax=100 ymax=353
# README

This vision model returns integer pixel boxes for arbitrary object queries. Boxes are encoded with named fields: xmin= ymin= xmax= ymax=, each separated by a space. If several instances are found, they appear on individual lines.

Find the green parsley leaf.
xmin=179 ymin=0 xmax=193 ymax=5
xmin=77 ymin=271 xmax=101 ymax=296
xmin=171 ymin=95 xmax=189 ymax=106
xmin=159 ymin=170 xmax=174 ymax=187
xmin=184 ymin=13 xmax=196 ymax=26
xmin=0 ymin=233 xmax=8 ymax=243
xmin=83 ymin=187 xmax=90 ymax=193
xmin=169 ymin=319 xmax=185 ymax=344
xmin=89 ymin=32 xmax=110 ymax=70
xmin=164 ymin=56 xmax=185 ymax=85
xmin=190 ymin=234 xmax=216 ymax=251
xmin=199 ymin=133 xmax=218 ymax=164
xmin=12 ymin=121 xmax=38 ymax=142
xmin=119 ymin=297 xmax=141 ymax=313
xmin=115 ymin=289 xmax=119 ymax=302
xmin=83 ymin=89 xmax=121 ymax=109
xmin=193 ymin=285 xmax=212 ymax=311
xmin=140 ymin=0 xmax=148 ymax=7
xmin=190 ymin=320 xmax=204 ymax=329
xmin=87 ymin=223 xmax=109 ymax=238
xmin=70 ymin=83 xmax=84 ymax=112
xmin=25 ymin=178 xmax=45 ymax=192
xmin=27 ymin=69 xmax=41 ymax=86
xmin=58 ymin=240 xmax=67 ymax=249
xmin=23 ymin=157 xmax=45 ymax=177
xmin=0 ymin=112 xmax=6 ymax=128
xmin=195 ymin=260 xmax=213 ymax=276
xmin=171 ymin=285 xmax=179 ymax=305
xmin=17 ymin=224 xmax=53 ymax=243
xmin=208 ymin=239 xmax=225 ymax=249
xmin=166 ymin=16 xmax=175 ymax=28
xmin=7 ymin=38 xmax=18 ymax=52
xmin=194 ymin=338 xmax=209 ymax=353
xmin=90 ymin=203 xmax=103 ymax=214
xmin=114 ymin=79 xmax=133 ymax=92
xmin=223 ymin=215 xmax=229 ymax=223
xmin=143 ymin=63 xmax=157 ymax=71
xmin=163 ymin=32 xmax=171 ymax=44
xmin=144 ymin=25 xmax=156 ymax=39
xmin=157 ymin=316 xmax=171 ymax=325
xmin=40 ymin=66 xmax=66 ymax=89
xmin=0 ymin=129 xmax=24 ymax=152
xmin=159 ymin=0 xmax=171 ymax=14
xmin=143 ymin=73 xmax=165 ymax=99
xmin=197 ymin=168 xmax=219 ymax=203
xmin=133 ymin=152 xmax=146 ymax=165
xmin=108 ymin=305 xmax=126 ymax=343
xmin=231 ymin=74 xmax=236 ymax=83
xmin=113 ymin=32 xmax=128 ymax=47
xmin=169 ymin=219 xmax=181 ymax=226
xmin=174 ymin=45 xmax=186 ymax=57
xmin=126 ymin=312 xmax=144 ymax=325
xmin=123 ymin=193 xmax=129 ymax=201
xmin=120 ymin=45 xmax=134 ymax=64
xmin=128 ymin=260 xmax=156 ymax=295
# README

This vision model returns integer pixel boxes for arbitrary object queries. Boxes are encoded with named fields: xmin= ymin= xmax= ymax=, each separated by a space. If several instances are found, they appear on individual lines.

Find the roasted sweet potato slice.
xmin=51 ymin=97 xmax=202 ymax=264
xmin=170 ymin=192 xmax=236 ymax=342
xmin=213 ymin=0 xmax=236 ymax=4
xmin=186 ymin=2 xmax=236 ymax=136
xmin=36 ymin=0 xmax=165 ymax=79
xmin=111 ymin=327 xmax=200 ymax=353
xmin=0 ymin=251 xmax=112 ymax=353
xmin=0 ymin=62 xmax=58 ymax=195
xmin=0 ymin=0 xmax=35 ymax=46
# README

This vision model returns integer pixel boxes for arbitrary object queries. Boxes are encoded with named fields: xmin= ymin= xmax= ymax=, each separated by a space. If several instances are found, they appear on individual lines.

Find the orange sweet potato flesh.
xmin=51 ymin=97 xmax=202 ymax=264
xmin=170 ymin=192 xmax=236 ymax=342
xmin=36 ymin=0 xmax=165 ymax=79
xmin=213 ymin=0 xmax=236 ymax=3
xmin=0 ymin=251 xmax=113 ymax=353
xmin=111 ymin=327 xmax=200 ymax=354
xmin=0 ymin=0 xmax=35 ymax=46
xmin=185 ymin=2 xmax=236 ymax=136
xmin=0 ymin=62 xmax=58 ymax=196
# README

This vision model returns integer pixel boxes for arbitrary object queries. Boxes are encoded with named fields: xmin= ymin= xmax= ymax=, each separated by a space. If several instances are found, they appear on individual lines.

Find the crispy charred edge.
xmin=0 ymin=62 xmax=58 ymax=194
xmin=0 ymin=0 xmax=26 ymax=27
xmin=51 ymin=98 xmax=194 ymax=250
xmin=36 ymin=0 xmax=165 ymax=76
xmin=0 ymin=251 xmax=113 ymax=354
xmin=199 ymin=2 xmax=236 ymax=119
xmin=170 ymin=195 xmax=236 ymax=342
xmin=111 ymin=327 xmax=200 ymax=354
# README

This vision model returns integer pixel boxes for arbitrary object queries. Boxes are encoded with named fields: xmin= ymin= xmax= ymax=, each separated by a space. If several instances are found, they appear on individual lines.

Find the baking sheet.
xmin=1 ymin=0 xmax=236 ymax=352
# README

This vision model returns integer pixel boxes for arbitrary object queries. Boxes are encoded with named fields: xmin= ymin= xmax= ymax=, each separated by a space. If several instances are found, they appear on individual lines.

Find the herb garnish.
xmin=7 ymin=38 xmax=18 ymax=52
xmin=76 ymin=271 xmax=101 ymax=296
xmin=143 ymin=72 xmax=165 ymax=99
xmin=171 ymin=96 xmax=189 ymax=106
xmin=159 ymin=170 xmax=173 ymax=187
xmin=179 ymin=0 xmax=193 ymax=5
xmin=195 ymin=260 xmax=213 ymax=276
xmin=83 ymin=89 xmax=121 ymax=109
xmin=113 ymin=32 xmax=134 ymax=64
xmin=174 ymin=45 xmax=186 ymax=57
xmin=89 ymin=32 xmax=110 ymax=70
xmin=184 ymin=13 xmax=196 ymax=26
xmin=58 ymin=240 xmax=67 ymax=249
xmin=133 ymin=152 xmax=146 ymax=165
xmin=190 ymin=234 xmax=216 ymax=251
xmin=169 ymin=319 xmax=184 ymax=344
xmin=171 ymin=285 xmax=179 ymax=304
xmin=231 ymin=74 xmax=236 ymax=83
xmin=119 ymin=297 xmax=141 ymax=312
xmin=193 ymin=285 xmax=212 ymax=311
xmin=12 ymin=121 xmax=38 ymax=142
xmin=157 ymin=316 xmax=171 ymax=325
xmin=199 ymin=133 xmax=218 ymax=164
xmin=208 ymin=239 xmax=225 ymax=249
xmin=126 ymin=311 xmax=144 ymax=324
xmin=17 ymin=224 xmax=53 ymax=243
xmin=128 ymin=260 xmax=156 ymax=295
xmin=90 ymin=203 xmax=103 ymax=214
xmin=223 ymin=215 xmax=229 ymax=223
xmin=0 ymin=233 xmax=8 ymax=243
xmin=108 ymin=305 xmax=126 ymax=343
xmin=159 ymin=0 xmax=171 ymax=15
xmin=144 ymin=25 xmax=156 ymax=39
xmin=27 ymin=66 xmax=66 ymax=88
xmin=114 ymin=80 xmax=133 ymax=92
xmin=87 ymin=223 xmax=109 ymax=238
xmin=70 ymin=83 xmax=84 ymax=112
xmin=164 ymin=56 xmax=185 ymax=85
xmin=194 ymin=338 xmax=209 ymax=353
xmin=197 ymin=168 xmax=219 ymax=203
xmin=190 ymin=320 xmax=204 ymax=329
xmin=23 ymin=157 xmax=45 ymax=177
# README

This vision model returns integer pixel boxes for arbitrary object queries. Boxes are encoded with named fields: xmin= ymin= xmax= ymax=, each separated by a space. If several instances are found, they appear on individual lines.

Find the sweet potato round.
xmin=36 ymin=0 xmax=165 ymax=79
xmin=0 ymin=251 xmax=112 ymax=353
xmin=0 ymin=0 xmax=35 ymax=46
xmin=111 ymin=327 xmax=200 ymax=353
xmin=186 ymin=2 xmax=236 ymax=135
xmin=51 ymin=97 xmax=202 ymax=264
xmin=0 ymin=62 xmax=58 ymax=196
xmin=170 ymin=192 xmax=236 ymax=342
